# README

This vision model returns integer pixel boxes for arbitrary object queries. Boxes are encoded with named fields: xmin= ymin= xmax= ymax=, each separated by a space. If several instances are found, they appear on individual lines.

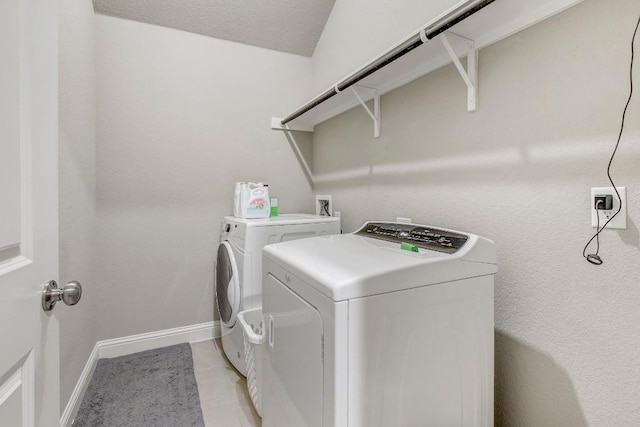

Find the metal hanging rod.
xmin=280 ymin=0 xmax=496 ymax=126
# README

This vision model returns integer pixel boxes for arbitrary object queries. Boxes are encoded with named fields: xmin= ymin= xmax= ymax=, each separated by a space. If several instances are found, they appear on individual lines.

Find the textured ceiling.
xmin=93 ymin=0 xmax=336 ymax=57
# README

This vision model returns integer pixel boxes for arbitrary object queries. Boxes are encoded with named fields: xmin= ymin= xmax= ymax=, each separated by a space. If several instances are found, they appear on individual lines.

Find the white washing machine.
xmin=216 ymin=214 xmax=341 ymax=376
xmin=262 ymin=221 xmax=497 ymax=427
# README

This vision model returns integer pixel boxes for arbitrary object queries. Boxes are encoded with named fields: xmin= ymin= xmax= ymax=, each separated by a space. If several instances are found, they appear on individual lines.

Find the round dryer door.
xmin=216 ymin=241 xmax=240 ymax=327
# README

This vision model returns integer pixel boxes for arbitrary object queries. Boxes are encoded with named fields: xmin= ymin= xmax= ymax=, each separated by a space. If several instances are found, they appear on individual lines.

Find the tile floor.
xmin=190 ymin=339 xmax=262 ymax=427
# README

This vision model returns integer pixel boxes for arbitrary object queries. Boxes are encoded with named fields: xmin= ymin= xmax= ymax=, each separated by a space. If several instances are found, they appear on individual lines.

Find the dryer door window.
xmin=216 ymin=241 xmax=240 ymax=327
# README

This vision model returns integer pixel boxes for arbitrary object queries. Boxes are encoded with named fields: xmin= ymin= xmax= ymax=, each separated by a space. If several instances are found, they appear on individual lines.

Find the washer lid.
xmin=216 ymin=241 xmax=240 ymax=327
xmin=263 ymin=224 xmax=497 ymax=301
xmin=224 ymin=214 xmax=340 ymax=227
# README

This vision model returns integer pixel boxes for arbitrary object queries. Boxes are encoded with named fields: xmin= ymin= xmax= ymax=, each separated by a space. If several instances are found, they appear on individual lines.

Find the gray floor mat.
xmin=74 ymin=343 xmax=205 ymax=427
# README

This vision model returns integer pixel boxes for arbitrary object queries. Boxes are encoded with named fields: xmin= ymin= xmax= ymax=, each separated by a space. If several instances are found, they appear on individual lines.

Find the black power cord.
xmin=322 ymin=201 xmax=331 ymax=216
xmin=584 ymin=200 xmax=604 ymax=265
xmin=583 ymin=12 xmax=640 ymax=265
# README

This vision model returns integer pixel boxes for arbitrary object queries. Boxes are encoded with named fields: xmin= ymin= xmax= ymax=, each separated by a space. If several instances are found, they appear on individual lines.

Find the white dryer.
xmin=216 ymin=214 xmax=341 ymax=376
xmin=262 ymin=221 xmax=498 ymax=427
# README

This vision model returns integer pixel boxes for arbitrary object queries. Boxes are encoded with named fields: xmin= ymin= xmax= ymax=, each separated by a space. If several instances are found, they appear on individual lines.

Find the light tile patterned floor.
xmin=191 ymin=339 xmax=261 ymax=427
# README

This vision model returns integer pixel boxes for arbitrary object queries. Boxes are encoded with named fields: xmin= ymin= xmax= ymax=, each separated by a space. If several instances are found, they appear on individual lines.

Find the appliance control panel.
xmin=355 ymin=222 xmax=468 ymax=254
xmin=221 ymin=220 xmax=246 ymax=241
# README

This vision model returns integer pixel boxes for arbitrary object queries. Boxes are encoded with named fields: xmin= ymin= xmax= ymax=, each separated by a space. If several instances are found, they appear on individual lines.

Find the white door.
xmin=0 ymin=0 xmax=60 ymax=425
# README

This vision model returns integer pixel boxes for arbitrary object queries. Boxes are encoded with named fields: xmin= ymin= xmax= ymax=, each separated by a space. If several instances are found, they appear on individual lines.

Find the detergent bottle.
xmin=238 ymin=182 xmax=270 ymax=219
xmin=233 ymin=182 xmax=244 ymax=217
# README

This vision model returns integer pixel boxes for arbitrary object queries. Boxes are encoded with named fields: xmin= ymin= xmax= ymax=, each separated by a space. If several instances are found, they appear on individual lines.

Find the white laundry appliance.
xmin=261 ymin=221 xmax=497 ymax=427
xmin=216 ymin=214 xmax=341 ymax=376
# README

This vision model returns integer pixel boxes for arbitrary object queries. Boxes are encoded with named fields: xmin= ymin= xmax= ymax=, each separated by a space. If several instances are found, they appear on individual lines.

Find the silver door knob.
xmin=42 ymin=280 xmax=82 ymax=311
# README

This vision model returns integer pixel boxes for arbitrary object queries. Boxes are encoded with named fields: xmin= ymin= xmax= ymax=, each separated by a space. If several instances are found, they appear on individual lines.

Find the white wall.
xmin=58 ymin=0 xmax=98 ymax=413
xmin=311 ymin=0 xmax=460 ymax=91
xmin=94 ymin=15 xmax=315 ymax=340
xmin=312 ymin=0 xmax=640 ymax=425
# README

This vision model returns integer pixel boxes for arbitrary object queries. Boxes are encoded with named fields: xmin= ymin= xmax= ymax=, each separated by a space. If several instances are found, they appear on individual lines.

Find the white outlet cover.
xmin=591 ymin=186 xmax=626 ymax=229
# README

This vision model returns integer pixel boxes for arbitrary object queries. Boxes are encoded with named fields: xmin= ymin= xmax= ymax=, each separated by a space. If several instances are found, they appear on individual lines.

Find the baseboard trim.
xmin=60 ymin=320 xmax=220 ymax=426
xmin=98 ymin=321 xmax=219 ymax=359
xmin=59 ymin=344 xmax=99 ymax=427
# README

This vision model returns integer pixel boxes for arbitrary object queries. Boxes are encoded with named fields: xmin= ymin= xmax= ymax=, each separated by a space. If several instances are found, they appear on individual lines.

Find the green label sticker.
xmin=401 ymin=242 xmax=419 ymax=252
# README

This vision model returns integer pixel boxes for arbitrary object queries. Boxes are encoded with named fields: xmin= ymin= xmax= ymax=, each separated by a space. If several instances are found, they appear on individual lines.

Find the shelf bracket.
xmin=438 ymin=32 xmax=478 ymax=112
xmin=350 ymin=86 xmax=381 ymax=138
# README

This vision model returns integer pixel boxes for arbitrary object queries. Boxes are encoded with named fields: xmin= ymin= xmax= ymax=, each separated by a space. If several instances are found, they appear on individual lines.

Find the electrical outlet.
xmin=316 ymin=195 xmax=333 ymax=216
xmin=591 ymin=186 xmax=627 ymax=229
